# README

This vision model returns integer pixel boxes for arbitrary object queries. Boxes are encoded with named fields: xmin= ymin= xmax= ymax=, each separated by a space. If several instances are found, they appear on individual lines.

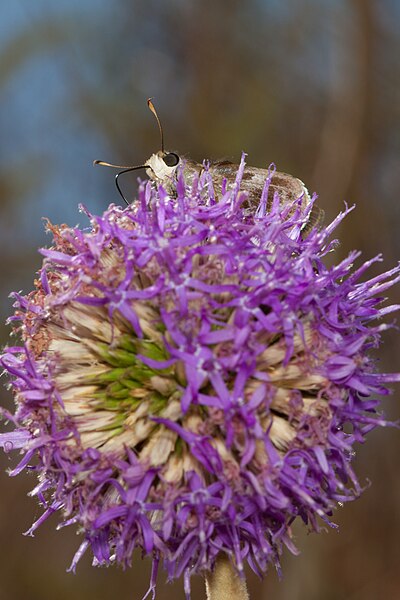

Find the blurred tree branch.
xmin=311 ymin=1 xmax=374 ymax=209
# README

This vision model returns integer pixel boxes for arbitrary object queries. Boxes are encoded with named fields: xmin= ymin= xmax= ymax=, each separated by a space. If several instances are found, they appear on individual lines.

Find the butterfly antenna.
xmin=147 ymin=98 xmax=164 ymax=153
xmin=93 ymin=160 xmax=147 ymax=205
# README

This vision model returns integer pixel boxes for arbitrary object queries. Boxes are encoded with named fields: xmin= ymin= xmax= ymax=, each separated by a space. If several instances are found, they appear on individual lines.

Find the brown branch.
xmin=311 ymin=1 xmax=374 ymax=206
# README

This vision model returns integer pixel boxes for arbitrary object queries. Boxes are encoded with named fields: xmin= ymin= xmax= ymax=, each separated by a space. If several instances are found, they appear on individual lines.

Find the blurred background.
xmin=0 ymin=1 xmax=399 ymax=598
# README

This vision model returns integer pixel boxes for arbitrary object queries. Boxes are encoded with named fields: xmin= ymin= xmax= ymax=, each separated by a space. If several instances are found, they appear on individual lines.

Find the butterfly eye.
xmin=163 ymin=152 xmax=180 ymax=167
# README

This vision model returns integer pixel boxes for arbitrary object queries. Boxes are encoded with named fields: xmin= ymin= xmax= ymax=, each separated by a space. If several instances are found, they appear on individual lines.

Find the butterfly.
xmin=94 ymin=99 xmax=323 ymax=232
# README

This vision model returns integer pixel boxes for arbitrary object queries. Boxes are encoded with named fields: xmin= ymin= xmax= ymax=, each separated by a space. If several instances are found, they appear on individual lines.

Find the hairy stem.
xmin=205 ymin=555 xmax=249 ymax=600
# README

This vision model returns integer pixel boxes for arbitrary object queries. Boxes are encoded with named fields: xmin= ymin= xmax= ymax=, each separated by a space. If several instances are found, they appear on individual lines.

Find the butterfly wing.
xmin=208 ymin=160 xmax=323 ymax=230
xmin=209 ymin=161 xmax=307 ymax=208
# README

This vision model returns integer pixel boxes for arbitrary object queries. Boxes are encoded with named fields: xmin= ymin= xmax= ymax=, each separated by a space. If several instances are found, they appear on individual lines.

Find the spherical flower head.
xmin=1 ymin=157 xmax=399 ymax=599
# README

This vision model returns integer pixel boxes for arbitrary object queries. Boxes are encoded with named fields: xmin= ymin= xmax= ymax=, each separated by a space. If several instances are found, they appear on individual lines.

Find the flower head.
xmin=1 ymin=157 xmax=399 ymax=598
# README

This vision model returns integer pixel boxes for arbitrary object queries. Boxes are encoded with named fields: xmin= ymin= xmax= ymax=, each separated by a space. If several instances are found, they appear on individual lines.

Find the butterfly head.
xmin=145 ymin=150 xmax=181 ymax=183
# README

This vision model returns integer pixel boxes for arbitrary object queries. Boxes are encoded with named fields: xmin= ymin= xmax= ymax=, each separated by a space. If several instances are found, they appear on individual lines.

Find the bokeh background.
xmin=0 ymin=1 xmax=399 ymax=599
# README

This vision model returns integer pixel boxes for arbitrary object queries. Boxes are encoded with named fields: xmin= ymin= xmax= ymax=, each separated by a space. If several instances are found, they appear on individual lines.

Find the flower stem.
xmin=205 ymin=555 xmax=249 ymax=600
